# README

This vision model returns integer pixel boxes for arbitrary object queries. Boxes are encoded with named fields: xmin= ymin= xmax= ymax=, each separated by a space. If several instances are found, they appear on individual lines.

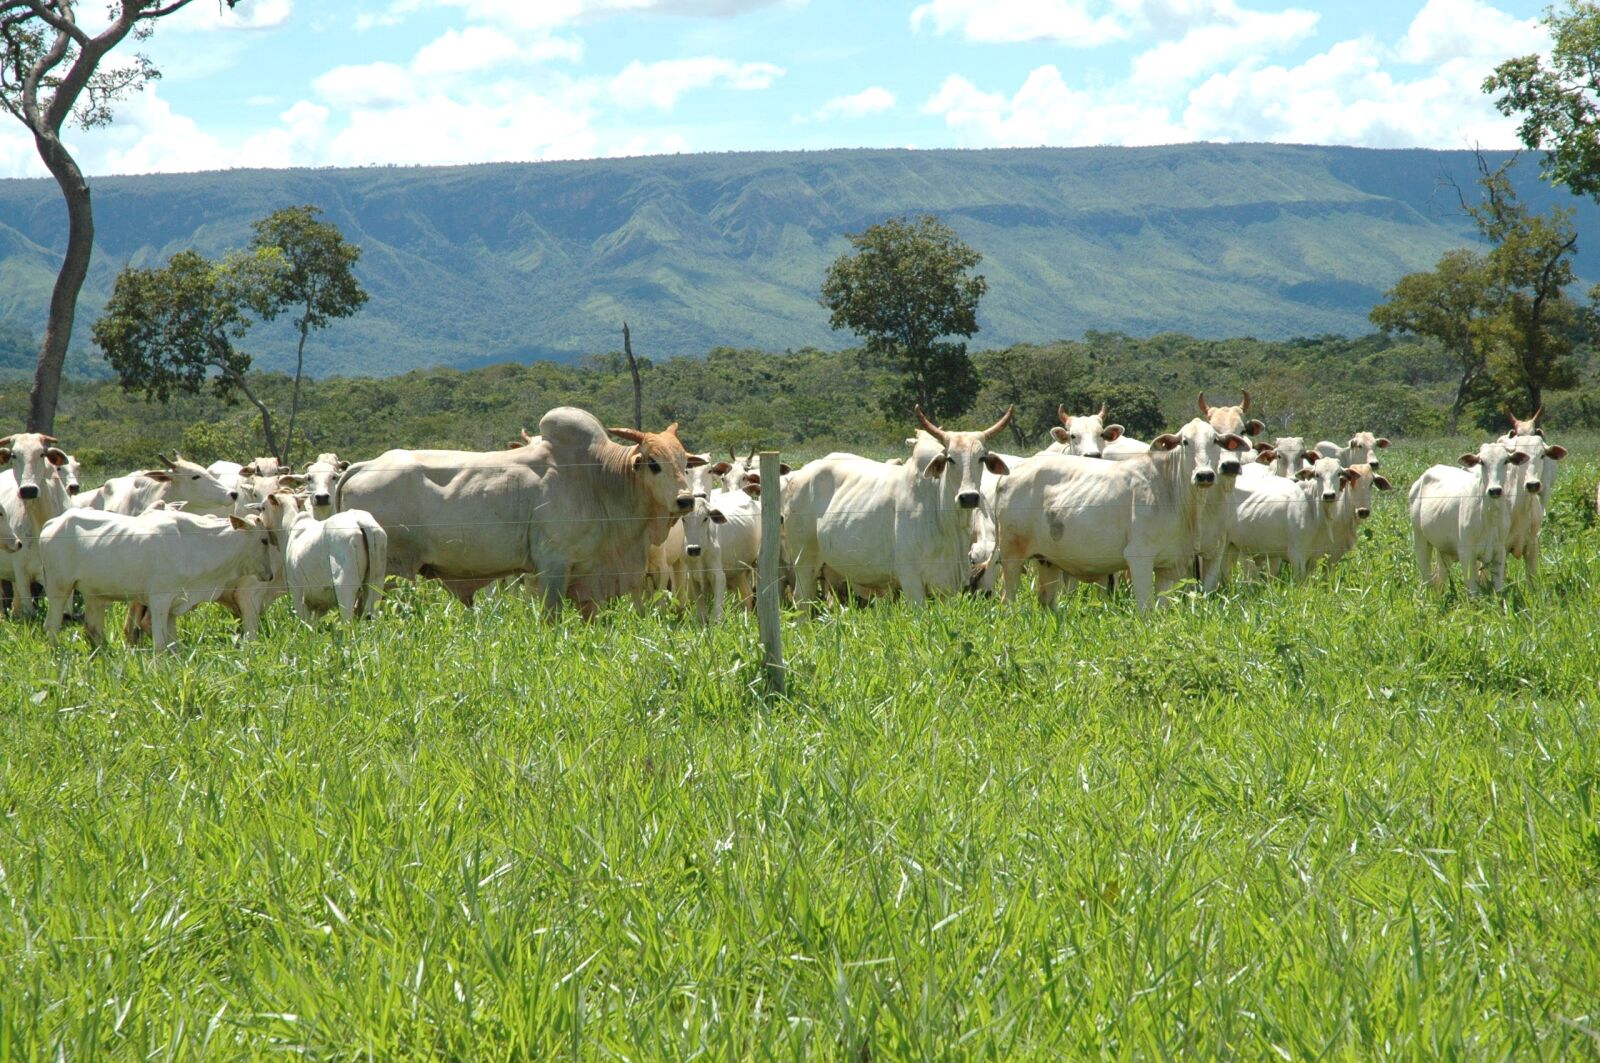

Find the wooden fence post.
xmin=757 ymin=451 xmax=786 ymax=696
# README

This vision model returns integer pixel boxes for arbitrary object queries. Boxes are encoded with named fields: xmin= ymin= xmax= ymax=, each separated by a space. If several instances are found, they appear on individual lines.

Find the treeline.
xmin=5 ymin=330 xmax=1598 ymax=476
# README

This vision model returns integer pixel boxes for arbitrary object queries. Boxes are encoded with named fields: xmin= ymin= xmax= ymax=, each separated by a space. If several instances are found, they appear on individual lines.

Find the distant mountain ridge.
xmin=0 ymin=143 xmax=1596 ymax=378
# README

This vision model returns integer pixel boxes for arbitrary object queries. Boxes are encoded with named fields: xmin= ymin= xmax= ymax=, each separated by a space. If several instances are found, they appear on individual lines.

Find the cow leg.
xmin=536 ymin=567 xmax=567 ymax=618
xmin=898 ymin=571 xmax=926 ymax=605
xmin=13 ymin=566 xmax=34 ymax=618
xmin=292 ymin=591 xmax=316 ymax=624
xmin=999 ymin=556 xmax=1025 ymax=603
xmin=1413 ymin=535 xmax=1435 ymax=590
xmin=1526 ymin=538 xmax=1540 ymax=580
xmin=124 ymin=602 xmax=149 ymax=645
xmin=43 ymin=578 xmax=69 ymax=642
xmin=1126 ymin=557 xmax=1156 ymax=611
xmin=1035 ymin=562 xmax=1062 ymax=607
xmin=1492 ymin=548 xmax=1508 ymax=593
xmin=710 ymin=568 xmax=726 ymax=624
xmin=82 ymin=596 xmax=107 ymax=648
xmin=1460 ymin=552 xmax=1480 ymax=595
xmin=147 ymin=596 xmax=176 ymax=653
xmin=792 ymin=558 xmax=820 ymax=607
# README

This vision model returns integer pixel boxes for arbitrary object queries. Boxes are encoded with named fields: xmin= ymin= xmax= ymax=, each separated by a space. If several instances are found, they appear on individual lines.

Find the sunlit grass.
xmin=1 ymin=436 xmax=1597 ymax=1057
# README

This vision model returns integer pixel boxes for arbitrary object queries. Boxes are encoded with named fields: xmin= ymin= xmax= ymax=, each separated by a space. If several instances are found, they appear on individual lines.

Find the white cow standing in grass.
xmin=784 ymin=407 xmax=1012 ymax=605
xmin=1500 ymin=432 xmax=1566 ymax=580
xmin=1221 ymin=455 xmax=1353 ymax=581
xmin=41 ymin=508 xmax=275 ymax=651
xmin=0 ymin=432 xmax=72 ymax=617
xmin=678 ymin=487 xmax=760 ymax=622
xmin=264 ymin=493 xmax=389 ymax=623
xmin=1410 ymin=441 xmax=1529 ymax=593
xmin=303 ymin=453 xmax=350 ymax=519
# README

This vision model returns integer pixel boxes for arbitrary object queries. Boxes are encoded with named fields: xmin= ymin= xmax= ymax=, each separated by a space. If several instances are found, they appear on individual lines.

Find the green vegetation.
xmin=1488 ymin=0 xmax=1600 ymax=201
xmin=0 ymin=435 xmax=1597 ymax=1057
xmin=4 ymin=145 xmax=1600 ymax=376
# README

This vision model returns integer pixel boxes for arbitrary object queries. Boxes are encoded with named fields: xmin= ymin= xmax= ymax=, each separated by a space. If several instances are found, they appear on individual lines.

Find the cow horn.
xmin=1096 ymin=403 xmax=1107 ymax=421
xmin=982 ymin=405 xmax=1014 ymax=441
xmin=1058 ymin=404 xmax=1071 ymax=427
xmin=1197 ymin=392 xmax=1210 ymax=415
xmin=914 ymin=406 xmax=948 ymax=445
xmin=0 ymin=435 xmax=13 ymax=447
xmin=520 ymin=427 xmax=534 ymax=443
xmin=1240 ymin=390 xmax=1251 ymax=412
xmin=1533 ymin=404 xmax=1543 ymax=424
xmin=608 ymin=427 xmax=646 ymax=444
xmin=1507 ymin=406 xmax=1521 ymax=428
xmin=38 ymin=434 xmax=57 ymax=444
xmin=158 ymin=452 xmax=178 ymax=469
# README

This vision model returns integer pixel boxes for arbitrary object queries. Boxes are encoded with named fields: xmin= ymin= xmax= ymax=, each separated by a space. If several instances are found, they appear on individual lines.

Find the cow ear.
xmin=228 ymin=515 xmax=250 ymax=530
xmin=1295 ymin=467 xmax=1315 ymax=481
xmin=708 ymin=509 xmax=727 ymax=524
xmin=1376 ymin=438 xmax=1391 ymax=448
xmin=1150 ymin=433 xmax=1182 ymax=451
xmin=1050 ymin=426 xmax=1070 ymax=443
xmin=1104 ymin=424 xmax=1124 ymax=442
xmin=1221 ymin=433 xmax=1249 ymax=451
xmin=1340 ymin=468 xmax=1358 ymax=484
xmin=1547 ymin=445 xmax=1568 ymax=460
xmin=711 ymin=461 xmax=733 ymax=476
xmin=338 ymin=460 xmax=350 ymax=471
xmin=925 ymin=454 xmax=949 ymax=477
xmin=1508 ymin=451 xmax=1531 ymax=465
xmin=45 ymin=448 xmax=67 ymax=466
xmin=240 ymin=464 xmax=259 ymax=476
xmin=1245 ymin=419 xmax=1266 ymax=437
xmin=983 ymin=452 xmax=1010 ymax=475
xmin=1459 ymin=454 xmax=1481 ymax=468
xmin=278 ymin=475 xmax=305 ymax=488
xmin=0 ymin=448 xmax=12 ymax=464
xmin=685 ymin=453 xmax=709 ymax=468
xmin=779 ymin=463 xmax=792 ymax=475
xmin=144 ymin=470 xmax=173 ymax=482
xmin=1373 ymin=475 xmax=1393 ymax=491
xmin=1255 ymin=449 xmax=1276 ymax=464
xmin=742 ymin=482 xmax=762 ymax=498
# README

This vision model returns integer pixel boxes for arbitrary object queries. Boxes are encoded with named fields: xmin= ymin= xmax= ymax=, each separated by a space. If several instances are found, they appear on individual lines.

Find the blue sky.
xmin=0 ymin=0 xmax=1554 ymax=177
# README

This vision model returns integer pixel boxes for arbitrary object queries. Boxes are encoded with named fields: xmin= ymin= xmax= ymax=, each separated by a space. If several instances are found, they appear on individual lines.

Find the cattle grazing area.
xmin=0 ymin=434 xmax=1595 ymax=1057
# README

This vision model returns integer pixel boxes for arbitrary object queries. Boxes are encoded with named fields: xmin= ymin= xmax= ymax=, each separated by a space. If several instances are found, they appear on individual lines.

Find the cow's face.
xmin=681 ymin=495 xmax=727 ymax=559
xmin=610 ymin=423 xmax=702 ymax=514
xmin=1345 ymin=431 xmax=1391 ymax=470
xmin=1506 ymin=433 xmax=1566 ymax=497
xmin=1151 ymin=418 xmax=1250 ymax=487
xmin=915 ymin=406 xmax=1013 ymax=510
xmin=1049 ymin=404 xmax=1122 ymax=458
xmin=1267 ymin=436 xmax=1311 ymax=478
xmin=1460 ymin=442 xmax=1529 ymax=500
xmin=50 ymin=452 xmax=81 ymax=495
xmin=144 ymin=452 xmax=239 ymax=515
xmin=303 ymin=453 xmax=348 ymax=510
xmin=1340 ymin=463 xmax=1391 ymax=520
xmin=231 ymin=514 xmax=278 ymax=583
xmin=1197 ymin=390 xmax=1266 ymax=440
xmin=1295 ymin=455 xmax=1345 ymax=505
xmin=0 ymin=433 xmax=67 ymax=502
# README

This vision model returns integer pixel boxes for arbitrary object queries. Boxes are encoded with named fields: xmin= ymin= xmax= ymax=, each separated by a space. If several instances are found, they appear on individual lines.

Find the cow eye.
xmin=648 ymin=459 xmax=661 ymax=474
xmin=192 ymin=475 xmax=200 ymax=480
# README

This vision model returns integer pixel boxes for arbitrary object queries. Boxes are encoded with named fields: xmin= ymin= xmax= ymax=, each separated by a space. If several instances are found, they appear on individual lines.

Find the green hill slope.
xmin=0 ymin=143 xmax=1594 ymax=376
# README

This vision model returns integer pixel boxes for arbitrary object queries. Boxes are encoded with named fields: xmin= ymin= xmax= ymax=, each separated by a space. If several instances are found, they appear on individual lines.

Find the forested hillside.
xmin=2 ymin=144 xmax=1599 ymax=377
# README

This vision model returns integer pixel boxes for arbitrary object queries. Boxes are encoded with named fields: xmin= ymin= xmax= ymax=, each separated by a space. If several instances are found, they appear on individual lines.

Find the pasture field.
xmin=2 ymin=436 xmax=1599 ymax=1059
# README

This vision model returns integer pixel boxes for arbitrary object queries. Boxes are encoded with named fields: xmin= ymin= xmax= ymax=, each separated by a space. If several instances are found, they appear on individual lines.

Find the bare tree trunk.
xmin=27 ymin=138 xmax=93 ymax=435
xmin=235 ymin=374 xmax=282 ymax=460
xmin=623 ymin=322 xmax=642 ymax=431
xmin=282 ymin=323 xmax=309 ymax=466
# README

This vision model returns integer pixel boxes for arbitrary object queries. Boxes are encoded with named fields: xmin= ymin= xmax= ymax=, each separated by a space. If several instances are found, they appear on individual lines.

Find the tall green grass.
xmin=1 ymin=437 xmax=1597 ymax=1058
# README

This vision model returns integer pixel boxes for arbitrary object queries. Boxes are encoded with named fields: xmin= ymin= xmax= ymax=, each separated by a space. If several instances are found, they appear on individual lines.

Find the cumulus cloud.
xmin=925 ymin=66 xmax=1188 ymax=146
xmin=610 ymin=57 xmax=784 ymax=109
xmin=1396 ymin=0 xmax=1546 ymax=65
xmin=812 ymin=86 xmax=895 ymax=121
xmin=170 ymin=0 xmax=294 ymax=31
xmin=382 ymin=0 xmax=790 ymax=33
xmin=313 ymin=62 xmax=417 ymax=109
xmin=910 ymin=0 xmax=1127 ymax=46
xmin=1131 ymin=6 xmax=1319 ymax=89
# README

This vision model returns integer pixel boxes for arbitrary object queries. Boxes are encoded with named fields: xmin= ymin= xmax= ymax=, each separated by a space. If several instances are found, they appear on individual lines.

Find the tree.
xmin=1370 ymin=249 xmax=1496 ymax=432
xmin=93 ymin=247 xmax=289 ymax=457
xmin=820 ymin=214 xmax=987 ymax=422
xmin=1484 ymin=2 xmax=1600 ymax=200
xmin=0 ymin=0 xmax=244 ymax=435
xmin=243 ymin=205 xmax=367 ymax=465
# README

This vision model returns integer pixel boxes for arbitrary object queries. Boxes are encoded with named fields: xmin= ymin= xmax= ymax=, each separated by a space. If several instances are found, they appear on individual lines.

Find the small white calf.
xmin=1222 ymin=456 xmax=1350 ymax=581
xmin=679 ymin=487 xmax=761 ymax=622
xmin=275 ymin=496 xmax=389 ymax=623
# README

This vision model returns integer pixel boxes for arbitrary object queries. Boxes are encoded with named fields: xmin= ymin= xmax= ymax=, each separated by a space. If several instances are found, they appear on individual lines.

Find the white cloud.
xmin=381 ymin=0 xmax=789 ymax=33
xmin=413 ymin=26 xmax=525 ymax=74
xmin=313 ymin=62 xmax=417 ymax=108
xmin=236 ymin=101 xmax=330 ymax=168
xmin=324 ymin=88 xmax=599 ymax=165
xmin=1132 ymin=6 xmax=1319 ymax=89
xmin=171 ymin=0 xmax=294 ymax=31
xmin=925 ymin=66 xmax=1188 ymax=146
xmin=813 ymin=86 xmax=895 ymax=121
xmin=1397 ymin=0 xmax=1546 ymax=65
xmin=610 ymin=57 xmax=784 ymax=109
xmin=910 ymin=0 xmax=1127 ymax=46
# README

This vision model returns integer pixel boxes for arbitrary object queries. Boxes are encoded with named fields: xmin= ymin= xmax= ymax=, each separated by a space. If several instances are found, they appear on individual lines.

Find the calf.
xmin=270 ymin=494 xmax=389 ymax=623
xmin=41 ymin=509 xmax=275 ymax=651
xmin=1222 ymin=456 xmax=1350 ymax=581
xmin=1409 ymin=441 xmax=1529 ymax=593
xmin=679 ymin=487 xmax=761 ymax=622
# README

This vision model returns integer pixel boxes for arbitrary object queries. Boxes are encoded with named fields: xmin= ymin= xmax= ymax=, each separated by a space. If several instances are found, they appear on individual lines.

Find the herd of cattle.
xmin=0 ymin=393 xmax=1571 ymax=650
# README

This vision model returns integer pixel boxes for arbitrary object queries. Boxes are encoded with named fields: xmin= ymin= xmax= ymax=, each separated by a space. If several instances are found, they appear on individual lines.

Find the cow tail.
xmin=359 ymin=518 xmax=389 ymax=617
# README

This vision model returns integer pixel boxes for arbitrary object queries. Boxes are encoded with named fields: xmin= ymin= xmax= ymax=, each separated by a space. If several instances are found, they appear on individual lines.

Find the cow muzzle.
xmin=957 ymin=491 xmax=981 ymax=509
xmin=1487 ymin=486 xmax=1503 ymax=498
xmin=1356 ymin=507 xmax=1370 ymax=519
xmin=1525 ymin=481 xmax=1542 ymax=495
xmin=676 ymin=495 xmax=693 ymax=511
xmin=314 ymin=493 xmax=332 ymax=506
xmin=1193 ymin=470 xmax=1216 ymax=486
xmin=686 ymin=544 xmax=702 ymax=557
xmin=67 ymin=484 xmax=79 ymax=495
xmin=18 ymin=484 xmax=37 ymax=500
xmin=228 ymin=490 xmax=240 ymax=501
xmin=1220 ymin=461 xmax=1241 ymax=476
xmin=1322 ymin=491 xmax=1337 ymax=502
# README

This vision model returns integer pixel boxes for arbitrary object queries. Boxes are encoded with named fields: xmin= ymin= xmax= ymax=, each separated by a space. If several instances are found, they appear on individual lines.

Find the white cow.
xmin=303 ymin=453 xmax=350 ymax=519
xmin=1046 ymin=404 xmax=1124 ymax=458
xmin=1314 ymin=431 xmax=1391 ymax=470
xmin=1199 ymin=391 xmax=1266 ymax=439
xmin=263 ymin=493 xmax=389 ymax=623
xmin=81 ymin=453 xmax=238 ymax=516
xmin=1323 ymin=463 xmax=1393 ymax=566
xmin=995 ymin=417 xmax=1251 ymax=610
xmin=1221 ymin=456 xmax=1351 ymax=581
xmin=783 ymin=407 xmax=1012 ymax=605
xmin=1501 ymin=432 xmax=1567 ymax=580
xmin=55 ymin=452 xmax=82 ymax=498
xmin=1409 ymin=441 xmax=1530 ymax=593
xmin=679 ymin=487 xmax=761 ymax=622
xmin=336 ymin=407 xmax=704 ymax=614
xmin=0 ymin=432 xmax=72 ymax=616
xmin=41 ymin=509 xmax=275 ymax=651
xmin=1242 ymin=436 xmax=1313 ymax=480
